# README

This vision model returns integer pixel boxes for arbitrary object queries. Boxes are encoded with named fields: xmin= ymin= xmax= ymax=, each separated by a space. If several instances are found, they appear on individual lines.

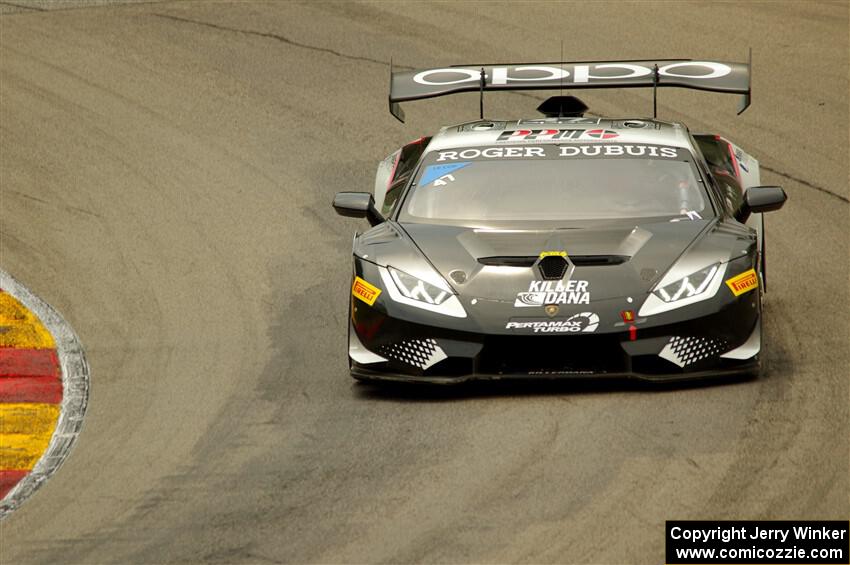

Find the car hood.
xmin=398 ymin=220 xmax=711 ymax=301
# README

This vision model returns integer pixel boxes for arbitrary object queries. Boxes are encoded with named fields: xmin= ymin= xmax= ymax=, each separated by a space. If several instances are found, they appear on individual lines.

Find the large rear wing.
xmin=389 ymin=55 xmax=751 ymax=122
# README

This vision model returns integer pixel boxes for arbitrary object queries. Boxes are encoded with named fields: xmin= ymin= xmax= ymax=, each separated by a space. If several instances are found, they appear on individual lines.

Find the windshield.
xmin=400 ymin=144 xmax=710 ymax=225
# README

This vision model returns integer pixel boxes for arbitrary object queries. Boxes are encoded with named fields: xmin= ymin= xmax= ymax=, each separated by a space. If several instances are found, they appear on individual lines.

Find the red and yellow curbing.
xmin=0 ymin=271 xmax=88 ymax=518
xmin=0 ymin=290 xmax=63 ymax=499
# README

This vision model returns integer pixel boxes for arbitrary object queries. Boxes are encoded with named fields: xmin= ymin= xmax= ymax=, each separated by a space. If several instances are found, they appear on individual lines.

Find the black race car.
xmin=334 ymin=57 xmax=786 ymax=383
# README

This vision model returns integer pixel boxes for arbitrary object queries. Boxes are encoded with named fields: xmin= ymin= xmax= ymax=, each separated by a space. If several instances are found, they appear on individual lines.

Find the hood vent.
xmin=478 ymin=255 xmax=629 ymax=267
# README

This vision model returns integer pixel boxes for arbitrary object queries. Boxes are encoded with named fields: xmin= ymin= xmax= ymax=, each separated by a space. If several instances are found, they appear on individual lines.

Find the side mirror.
xmin=332 ymin=192 xmax=384 ymax=226
xmin=737 ymin=186 xmax=787 ymax=222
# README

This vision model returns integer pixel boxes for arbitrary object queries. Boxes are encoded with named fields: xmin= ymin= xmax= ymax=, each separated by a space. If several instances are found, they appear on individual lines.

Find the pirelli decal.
xmin=352 ymin=276 xmax=381 ymax=306
xmin=725 ymin=269 xmax=759 ymax=296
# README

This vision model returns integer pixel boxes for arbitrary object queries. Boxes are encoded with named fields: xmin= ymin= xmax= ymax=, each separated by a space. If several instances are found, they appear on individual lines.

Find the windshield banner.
xmin=434 ymin=144 xmax=684 ymax=162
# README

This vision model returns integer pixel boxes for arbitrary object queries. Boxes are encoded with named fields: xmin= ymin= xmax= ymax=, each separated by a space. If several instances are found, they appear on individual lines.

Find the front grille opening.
xmin=424 ymin=357 xmax=473 ymax=377
xmin=478 ymin=255 xmax=628 ymax=267
xmin=631 ymin=355 xmax=682 ymax=375
xmin=573 ymin=255 xmax=628 ymax=266
xmin=538 ymin=255 xmax=569 ymax=280
xmin=478 ymin=256 xmax=536 ymax=267
xmin=478 ymin=335 xmax=627 ymax=375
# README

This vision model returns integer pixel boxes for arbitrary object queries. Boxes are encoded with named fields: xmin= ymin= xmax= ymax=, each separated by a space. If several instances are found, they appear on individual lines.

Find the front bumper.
xmin=349 ymin=295 xmax=761 ymax=384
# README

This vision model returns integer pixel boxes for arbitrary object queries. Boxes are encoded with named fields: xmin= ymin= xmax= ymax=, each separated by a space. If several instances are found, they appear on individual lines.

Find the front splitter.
xmin=350 ymin=362 xmax=759 ymax=386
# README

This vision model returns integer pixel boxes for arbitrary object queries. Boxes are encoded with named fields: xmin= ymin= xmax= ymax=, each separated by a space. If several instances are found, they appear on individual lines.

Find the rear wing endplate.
xmin=389 ymin=54 xmax=751 ymax=122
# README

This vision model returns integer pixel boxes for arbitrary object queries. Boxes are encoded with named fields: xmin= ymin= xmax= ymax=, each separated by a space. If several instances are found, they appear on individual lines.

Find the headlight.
xmin=639 ymin=262 xmax=727 ymax=316
xmin=653 ymin=263 xmax=720 ymax=302
xmin=379 ymin=266 xmax=467 ymax=318
xmin=389 ymin=267 xmax=450 ymax=305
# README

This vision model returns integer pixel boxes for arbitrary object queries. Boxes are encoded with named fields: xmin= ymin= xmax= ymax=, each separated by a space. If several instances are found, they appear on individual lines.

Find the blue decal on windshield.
xmin=419 ymin=162 xmax=471 ymax=187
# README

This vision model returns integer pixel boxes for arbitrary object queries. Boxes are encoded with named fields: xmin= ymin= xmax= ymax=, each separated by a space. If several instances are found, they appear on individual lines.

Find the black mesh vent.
xmin=538 ymin=255 xmax=568 ymax=280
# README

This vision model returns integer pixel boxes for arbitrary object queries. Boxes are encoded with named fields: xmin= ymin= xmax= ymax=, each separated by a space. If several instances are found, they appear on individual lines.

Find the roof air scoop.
xmin=536 ymin=95 xmax=589 ymax=118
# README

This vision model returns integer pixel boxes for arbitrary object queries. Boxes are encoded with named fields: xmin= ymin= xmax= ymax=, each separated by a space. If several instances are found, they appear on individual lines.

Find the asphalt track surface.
xmin=1 ymin=1 xmax=847 ymax=563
